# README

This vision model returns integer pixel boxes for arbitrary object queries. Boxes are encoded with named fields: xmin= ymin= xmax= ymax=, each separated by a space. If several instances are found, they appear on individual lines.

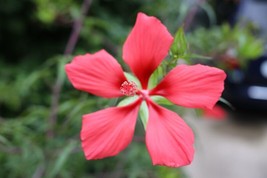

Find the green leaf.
xmin=139 ymin=101 xmax=149 ymax=129
xmin=117 ymin=96 xmax=139 ymax=107
xmin=0 ymin=135 xmax=11 ymax=146
xmin=157 ymin=166 xmax=187 ymax=178
xmin=148 ymin=65 xmax=164 ymax=89
xmin=124 ymin=72 xmax=141 ymax=88
xmin=151 ymin=96 xmax=173 ymax=105
xmin=48 ymin=141 xmax=77 ymax=178
xmin=170 ymin=26 xmax=189 ymax=61
xmin=57 ymin=57 xmax=69 ymax=85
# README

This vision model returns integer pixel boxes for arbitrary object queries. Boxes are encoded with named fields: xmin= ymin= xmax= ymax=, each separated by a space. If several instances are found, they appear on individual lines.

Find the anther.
xmin=120 ymin=81 xmax=138 ymax=96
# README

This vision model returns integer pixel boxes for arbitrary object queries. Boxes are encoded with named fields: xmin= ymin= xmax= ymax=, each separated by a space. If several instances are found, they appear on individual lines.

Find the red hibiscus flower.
xmin=65 ymin=12 xmax=226 ymax=167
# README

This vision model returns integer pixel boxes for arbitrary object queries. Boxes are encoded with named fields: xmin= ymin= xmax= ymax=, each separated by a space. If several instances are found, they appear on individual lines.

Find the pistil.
xmin=120 ymin=81 xmax=138 ymax=96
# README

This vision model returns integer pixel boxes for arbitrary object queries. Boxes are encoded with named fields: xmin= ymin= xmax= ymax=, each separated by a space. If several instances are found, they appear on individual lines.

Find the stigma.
xmin=120 ymin=81 xmax=138 ymax=96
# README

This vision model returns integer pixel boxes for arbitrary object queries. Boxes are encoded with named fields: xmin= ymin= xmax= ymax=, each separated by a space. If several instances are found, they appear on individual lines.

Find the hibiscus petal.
xmin=146 ymin=101 xmax=194 ymax=167
xmin=123 ymin=12 xmax=173 ymax=89
xmin=65 ymin=50 xmax=127 ymax=98
xmin=81 ymin=99 xmax=141 ymax=159
xmin=203 ymin=105 xmax=226 ymax=120
xmin=150 ymin=64 xmax=226 ymax=109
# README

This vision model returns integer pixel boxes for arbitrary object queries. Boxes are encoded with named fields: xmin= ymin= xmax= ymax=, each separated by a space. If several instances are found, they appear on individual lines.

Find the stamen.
xmin=120 ymin=81 xmax=138 ymax=96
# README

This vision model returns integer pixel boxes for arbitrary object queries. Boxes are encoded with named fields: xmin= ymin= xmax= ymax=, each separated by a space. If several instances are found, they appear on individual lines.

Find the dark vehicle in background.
xmin=222 ymin=0 xmax=267 ymax=112
xmin=224 ymin=56 xmax=267 ymax=111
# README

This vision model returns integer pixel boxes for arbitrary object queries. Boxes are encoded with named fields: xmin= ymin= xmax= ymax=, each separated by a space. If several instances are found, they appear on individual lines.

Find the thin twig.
xmin=0 ymin=146 xmax=21 ymax=154
xmin=47 ymin=0 xmax=93 ymax=138
xmin=64 ymin=0 xmax=93 ymax=55
xmin=31 ymin=163 xmax=45 ymax=178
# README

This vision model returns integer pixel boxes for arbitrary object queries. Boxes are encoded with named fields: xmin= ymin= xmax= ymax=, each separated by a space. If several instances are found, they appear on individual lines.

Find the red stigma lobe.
xmin=120 ymin=81 xmax=138 ymax=96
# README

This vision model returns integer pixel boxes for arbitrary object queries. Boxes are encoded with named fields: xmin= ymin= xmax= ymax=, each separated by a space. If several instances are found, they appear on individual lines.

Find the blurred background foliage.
xmin=188 ymin=23 xmax=264 ymax=69
xmin=0 ymin=0 xmax=264 ymax=177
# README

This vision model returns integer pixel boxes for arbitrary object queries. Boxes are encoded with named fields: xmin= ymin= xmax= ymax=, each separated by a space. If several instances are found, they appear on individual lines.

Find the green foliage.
xmin=34 ymin=0 xmax=79 ymax=24
xmin=188 ymin=23 xmax=264 ymax=69
xmin=139 ymin=101 xmax=149 ymax=129
xmin=117 ymin=96 xmax=139 ymax=107
xmin=170 ymin=26 xmax=190 ymax=63
xmin=150 ymin=96 xmax=173 ymax=106
xmin=124 ymin=72 xmax=142 ymax=89
xmin=143 ymin=0 xmax=189 ymax=33
xmin=148 ymin=65 xmax=165 ymax=89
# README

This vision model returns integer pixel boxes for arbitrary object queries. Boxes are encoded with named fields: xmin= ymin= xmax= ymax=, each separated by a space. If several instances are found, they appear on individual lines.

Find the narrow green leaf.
xmin=117 ymin=96 xmax=139 ymax=107
xmin=48 ymin=141 xmax=77 ymax=178
xmin=151 ymin=96 xmax=173 ymax=105
xmin=139 ymin=101 xmax=149 ymax=129
xmin=0 ymin=135 xmax=11 ymax=146
xmin=170 ymin=26 xmax=188 ymax=60
xmin=124 ymin=72 xmax=141 ymax=88
xmin=57 ymin=57 xmax=69 ymax=85
xmin=148 ymin=65 xmax=164 ymax=89
xmin=189 ymin=53 xmax=212 ymax=60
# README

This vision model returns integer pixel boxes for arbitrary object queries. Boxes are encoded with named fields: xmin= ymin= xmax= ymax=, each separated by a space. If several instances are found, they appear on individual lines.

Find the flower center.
xmin=120 ymin=81 xmax=138 ymax=96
